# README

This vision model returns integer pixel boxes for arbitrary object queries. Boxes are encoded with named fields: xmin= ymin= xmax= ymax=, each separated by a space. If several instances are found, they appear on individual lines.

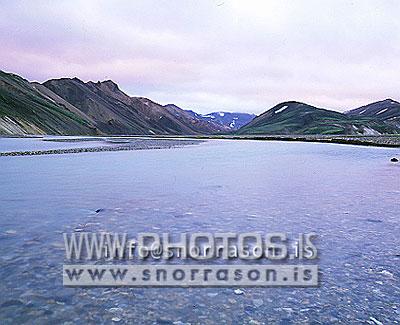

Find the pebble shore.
xmin=0 ymin=139 xmax=203 ymax=157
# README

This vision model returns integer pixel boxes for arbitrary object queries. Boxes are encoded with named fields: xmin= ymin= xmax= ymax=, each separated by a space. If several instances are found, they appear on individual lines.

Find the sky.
xmin=1 ymin=0 xmax=399 ymax=114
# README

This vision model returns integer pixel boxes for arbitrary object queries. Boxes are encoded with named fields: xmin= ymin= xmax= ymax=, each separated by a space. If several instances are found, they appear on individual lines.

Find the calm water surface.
xmin=0 ymin=139 xmax=399 ymax=324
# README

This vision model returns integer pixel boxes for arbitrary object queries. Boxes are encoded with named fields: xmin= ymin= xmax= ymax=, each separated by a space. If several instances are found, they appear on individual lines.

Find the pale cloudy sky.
xmin=1 ymin=0 xmax=399 ymax=114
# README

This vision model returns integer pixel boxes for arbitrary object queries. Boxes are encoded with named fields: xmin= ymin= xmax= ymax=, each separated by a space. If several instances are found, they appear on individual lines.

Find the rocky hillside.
xmin=44 ymin=78 xmax=228 ymax=135
xmin=0 ymin=70 xmax=229 ymax=135
xmin=345 ymin=99 xmax=400 ymax=130
xmin=0 ymin=71 xmax=97 ymax=135
xmin=237 ymin=101 xmax=400 ymax=135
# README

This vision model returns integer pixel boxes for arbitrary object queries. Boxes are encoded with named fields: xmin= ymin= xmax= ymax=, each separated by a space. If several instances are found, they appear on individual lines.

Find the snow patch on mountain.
xmin=376 ymin=108 xmax=388 ymax=115
xmin=275 ymin=105 xmax=288 ymax=114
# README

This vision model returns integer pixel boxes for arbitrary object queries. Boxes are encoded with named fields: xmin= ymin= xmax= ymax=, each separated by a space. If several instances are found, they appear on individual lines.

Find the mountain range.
xmin=1 ymin=70 xmax=399 ymax=136
xmin=183 ymin=110 xmax=256 ymax=130
xmin=0 ymin=71 xmax=229 ymax=136
xmin=237 ymin=100 xmax=400 ymax=135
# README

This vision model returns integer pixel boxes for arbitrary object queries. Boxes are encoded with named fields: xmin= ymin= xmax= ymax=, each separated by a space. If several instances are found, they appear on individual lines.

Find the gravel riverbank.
xmin=220 ymin=135 xmax=400 ymax=148
xmin=0 ymin=139 xmax=204 ymax=157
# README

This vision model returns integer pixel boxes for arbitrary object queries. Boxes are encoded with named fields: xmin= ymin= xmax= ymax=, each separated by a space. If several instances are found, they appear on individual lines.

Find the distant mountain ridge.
xmin=185 ymin=111 xmax=256 ymax=130
xmin=163 ymin=104 xmax=231 ymax=133
xmin=238 ymin=100 xmax=400 ymax=135
xmin=1 ymin=70 xmax=399 ymax=136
